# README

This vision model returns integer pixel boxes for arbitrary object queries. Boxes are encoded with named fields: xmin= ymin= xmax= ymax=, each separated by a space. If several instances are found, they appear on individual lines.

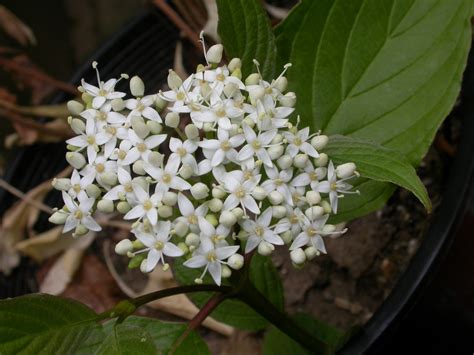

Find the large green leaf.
xmin=216 ymin=0 xmax=277 ymax=79
xmin=174 ymin=253 xmax=284 ymax=330
xmin=95 ymin=324 xmax=156 ymax=355
xmin=276 ymin=0 xmax=472 ymax=219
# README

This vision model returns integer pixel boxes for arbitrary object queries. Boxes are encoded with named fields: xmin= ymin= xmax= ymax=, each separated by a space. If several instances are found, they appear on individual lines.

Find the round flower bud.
xmin=293 ymin=154 xmax=309 ymax=169
xmin=133 ymin=240 xmax=145 ymax=249
xmin=66 ymin=152 xmax=86 ymax=169
xmin=97 ymin=199 xmax=114 ymax=213
xmin=86 ymin=184 xmax=101 ymax=199
xmin=167 ymin=70 xmax=182 ymax=91
xmin=248 ymin=86 xmax=265 ymax=105
xmin=101 ymin=172 xmax=118 ymax=186
xmin=140 ymin=259 xmax=150 ymax=273
xmin=147 ymin=120 xmax=163 ymax=134
xmin=219 ymin=210 xmax=237 ymax=227
xmin=148 ymin=151 xmax=164 ymax=167
xmin=212 ymin=186 xmax=226 ymax=199
xmin=221 ymin=265 xmax=232 ymax=279
xmin=228 ymin=58 xmax=242 ymax=72
xmin=133 ymin=160 xmax=146 ymax=175
xmin=185 ymin=233 xmax=200 ymax=247
xmin=130 ymin=75 xmax=145 ymax=97
xmin=272 ymin=134 xmax=283 ymax=144
xmin=268 ymin=145 xmax=284 ymax=160
xmin=272 ymin=206 xmax=287 ymax=219
xmin=203 ymin=122 xmax=214 ymax=132
xmin=242 ymin=116 xmax=255 ymax=128
xmin=67 ymin=100 xmax=84 ymax=115
xmin=177 ymin=242 xmax=188 ymax=254
xmin=206 ymin=44 xmax=224 ymax=64
xmin=279 ymin=92 xmax=296 ymax=107
xmin=111 ymin=98 xmax=125 ymax=111
xmin=165 ymin=112 xmax=180 ymax=128
xmin=117 ymin=201 xmax=132 ymax=214
xmin=277 ymin=155 xmax=293 ymax=170
xmin=236 ymin=229 xmax=249 ymax=240
xmin=232 ymin=207 xmax=244 ymax=220
xmin=48 ymin=210 xmax=68 ymax=224
xmin=74 ymin=224 xmax=89 ymax=237
xmin=258 ymin=241 xmax=274 ymax=256
xmin=306 ymin=191 xmax=321 ymax=205
xmin=281 ymin=230 xmax=293 ymax=244
xmin=70 ymin=118 xmax=85 ymax=134
xmin=223 ymin=82 xmax=238 ymax=97
xmin=274 ymin=76 xmax=288 ymax=92
xmin=115 ymin=239 xmax=133 ymax=255
xmin=315 ymin=153 xmax=328 ymax=167
xmin=174 ymin=221 xmax=188 ymax=237
xmin=163 ymin=191 xmax=177 ymax=206
xmin=154 ymin=96 xmax=168 ymax=112
xmin=336 ymin=162 xmax=357 ymax=179
xmin=191 ymin=183 xmax=209 ymax=200
xmin=133 ymin=176 xmax=148 ymax=190
xmin=245 ymin=73 xmax=260 ymax=86
xmin=179 ymin=164 xmax=193 ymax=180
xmin=158 ymin=205 xmax=173 ymax=218
xmin=81 ymin=92 xmax=92 ymax=105
xmin=228 ymin=254 xmax=244 ymax=270
xmin=323 ymin=224 xmax=337 ymax=234
xmin=185 ymin=124 xmax=199 ymax=140
xmin=290 ymin=248 xmax=306 ymax=265
xmin=231 ymin=68 xmax=242 ymax=80
xmin=320 ymin=200 xmax=332 ymax=214
xmin=252 ymin=186 xmax=267 ymax=201
xmin=305 ymin=246 xmax=319 ymax=261
xmin=268 ymin=191 xmax=284 ymax=205
xmin=52 ymin=178 xmax=71 ymax=191
xmin=206 ymin=214 xmax=218 ymax=227
xmin=131 ymin=116 xmax=150 ymax=139
xmin=311 ymin=135 xmax=329 ymax=150
xmin=209 ymin=198 xmax=223 ymax=213
xmin=305 ymin=206 xmax=324 ymax=220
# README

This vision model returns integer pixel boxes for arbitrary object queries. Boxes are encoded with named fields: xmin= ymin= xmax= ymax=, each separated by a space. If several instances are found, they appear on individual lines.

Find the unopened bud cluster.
xmin=50 ymin=44 xmax=358 ymax=285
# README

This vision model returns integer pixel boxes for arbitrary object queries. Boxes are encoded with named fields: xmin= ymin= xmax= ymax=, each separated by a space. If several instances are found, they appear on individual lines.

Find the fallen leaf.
xmin=0 ymin=5 xmax=36 ymax=46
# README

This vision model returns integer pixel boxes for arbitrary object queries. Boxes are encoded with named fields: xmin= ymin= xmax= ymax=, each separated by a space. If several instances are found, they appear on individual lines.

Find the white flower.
xmin=283 ymin=127 xmax=319 ymax=158
xmin=291 ymin=163 xmax=327 ymax=190
xmin=61 ymin=191 xmax=101 ymax=233
xmin=261 ymin=166 xmax=293 ymax=205
xmin=199 ymin=129 xmax=244 ymax=167
xmin=290 ymin=214 xmax=330 ymax=253
xmin=127 ymin=129 xmax=167 ymax=162
xmin=110 ymin=140 xmax=140 ymax=167
xmin=274 ymin=207 xmax=304 ymax=236
xmin=242 ymin=208 xmax=283 ymax=253
xmin=66 ymin=117 xmax=109 ymax=163
xmin=198 ymin=218 xmax=230 ymax=247
xmin=80 ymin=155 xmax=117 ymax=188
xmin=145 ymin=155 xmax=191 ymax=195
xmin=81 ymin=66 xmax=126 ymax=109
xmin=237 ymin=124 xmax=277 ymax=167
xmin=133 ymin=221 xmax=183 ymax=272
xmin=67 ymin=169 xmax=94 ymax=200
xmin=125 ymin=95 xmax=162 ymax=122
xmin=103 ymin=168 xmax=134 ymax=201
xmin=246 ymin=96 xmax=293 ymax=131
xmin=124 ymin=183 xmax=162 ymax=225
xmin=176 ymin=193 xmax=208 ymax=232
xmin=183 ymin=236 xmax=239 ymax=286
xmin=316 ymin=161 xmax=353 ymax=213
xmin=195 ymin=66 xmax=245 ymax=96
xmin=217 ymin=170 xmax=260 ymax=214
xmin=80 ymin=106 xmax=126 ymax=127
xmin=169 ymin=137 xmax=198 ymax=173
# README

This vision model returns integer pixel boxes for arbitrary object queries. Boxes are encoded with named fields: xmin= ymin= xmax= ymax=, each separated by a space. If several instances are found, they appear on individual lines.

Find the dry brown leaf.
xmin=203 ymin=0 xmax=219 ymax=42
xmin=39 ymin=233 xmax=95 ymax=295
xmin=173 ymin=41 xmax=188 ymax=80
xmin=0 ymin=6 xmax=36 ymax=46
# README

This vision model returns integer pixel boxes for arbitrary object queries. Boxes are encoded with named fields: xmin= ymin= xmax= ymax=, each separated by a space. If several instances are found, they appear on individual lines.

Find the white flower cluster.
xmin=50 ymin=43 xmax=358 ymax=286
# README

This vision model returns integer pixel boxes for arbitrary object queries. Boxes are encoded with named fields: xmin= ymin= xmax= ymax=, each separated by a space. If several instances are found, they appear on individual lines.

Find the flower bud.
xmin=111 ymin=98 xmax=125 ymax=111
xmin=336 ymin=162 xmax=357 ymax=179
xmin=148 ymin=151 xmax=164 ymax=167
xmin=203 ymin=122 xmax=214 ymax=132
xmin=305 ymin=206 xmax=324 ymax=220
xmin=66 ymin=152 xmax=86 ymax=169
xmin=305 ymin=246 xmax=319 ymax=260
xmin=245 ymin=73 xmax=260 ymax=86
xmin=218 ymin=265 xmax=230 ymax=279
xmin=154 ymin=96 xmax=167 ymax=112
xmin=209 ymin=198 xmax=223 ymax=213
xmin=140 ymin=259 xmax=150 ymax=273
xmin=158 ymin=205 xmax=172 ymax=218
xmin=237 ymin=229 xmax=249 ymax=240
xmin=272 ymin=134 xmax=283 ymax=144
xmin=133 ymin=160 xmax=146 ymax=175
xmin=117 ymin=201 xmax=131 ymax=214
xmin=281 ymin=231 xmax=293 ymax=244
xmin=258 ymin=241 xmax=274 ymax=256
xmin=165 ymin=112 xmax=180 ymax=128
xmin=67 ymin=100 xmax=84 ymax=115
xmin=228 ymin=58 xmax=242 ymax=72
xmin=206 ymin=44 xmax=223 ymax=64
xmin=290 ymin=248 xmax=306 ymax=265
xmin=130 ymin=75 xmax=145 ymax=97
xmin=279 ymin=92 xmax=296 ymax=107
xmin=185 ymin=124 xmax=199 ymax=140
xmin=52 ymin=178 xmax=71 ymax=191
xmin=323 ymin=224 xmax=337 ymax=234
xmin=315 ymin=153 xmax=328 ymax=167
xmin=179 ymin=164 xmax=193 ymax=180
xmin=311 ymin=135 xmax=328 ymax=150
xmin=163 ymin=191 xmax=177 ymax=206
xmin=272 ymin=206 xmax=287 ymax=219
xmin=274 ymin=76 xmax=288 ymax=92
xmin=231 ymin=68 xmax=242 ymax=80
xmin=185 ymin=233 xmax=200 ymax=247
xmin=212 ymin=186 xmax=226 ymax=199
xmin=81 ymin=92 xmax=92 ymax=105
xmin=131 ymin=116 xmax=150 ymax=139
xmin=133 ymin=240 xmax=145 ymax=249
xmin=293 ymin=154 xmax=309 ymax=169
xmin=232 ymin=207 xmax=244 ymax=220
xmin=206 ymin=214 xmax=218 ymax=226
xmin=74 ymin=224 xmax=89 ymax=237
xmin=243 ymin=116 xmax=255 ymax=128
xmin=97 ymin=199 xmax=114 ymax=213
xmin=248 ymin=86 xmax=265 ymax=105
xmin=86 ymin=184 xmax=101 ymax=199
xmin=320 ymin=200 xmax=332 ymax=214
xmin=133 ymin=176 xmax=148 ymax=190
xmin=277 ymin=154 xmax=293 ymax=170
xmin=268 ymin=191 xmax=284 ymax=205
xmin=101 ymin=172 xmax=118 ymax=186
xmin=223 ymin=82 xmax=238 ymax=97
xmin=147 ymin=120 xmax=163 ymax=134
xmin=70 ymin=118 xmax=85 ymax=134
xmin=191 ymin=183 xmax=209 ymax=200
xmin=115 ymin=239 xmax=133 ymax=255
xmin=177 ymin=242 xmax=188 ymax=254
xmin=219 ymin=210 xmax=237 ymax=227
xmin=268 ymin=145 xmax=284 ymax=160
xmin=227 ymin=253 xmax=244 ymax=270
xmin=252 ymin=186 xmax=267 ymax=201
xmin=306 ymin=191 xmax=321 ymax=205
xmin=167 ymin=70 xmax=182 ymax=91
xmin=172 ymin=221 xmax=187 ymax=237
xmin=48 ymin=210 xmax=68 ymax=224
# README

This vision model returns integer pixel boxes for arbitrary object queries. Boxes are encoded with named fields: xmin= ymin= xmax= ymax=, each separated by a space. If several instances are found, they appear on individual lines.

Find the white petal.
xmin=92 ymin=96 xmax=106 ymax=109
xmin=146 ymin=249 xmax=160 ymax=272
xmin=178 ymin=193 xmax=194 ymax=216
xmin=245 ymin=236 xmax=260 ymax=253
xmin=208 ymin=262 xmax=222 ymax=286
xmin=223 ymin=194 xmax=239 ymax=210
xmin=237 ymin=145 xmax=254 ymax=162
xmin=243 ymin=195 xmax=260 ymax=214
xmin=215 ymin=245 xmax=240 ymax=260
xmin=124 ymin=205 xmax=145 ymax=220
xmin=184 ymin=255 xmax=207 ymax=268
xmin=82 ymin=216 xmax=102 ymax=231
xmin=290 ymin=233 xmax=309 ymax=250
xmin=163 ymin=243 xmax=184 ymax=257
xmin=145 ymin=134 xmax=167 ymax=149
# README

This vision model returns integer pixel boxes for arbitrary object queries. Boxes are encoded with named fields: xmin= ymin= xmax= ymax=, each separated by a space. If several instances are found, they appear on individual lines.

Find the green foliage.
xmin=216 ymin=0 xmax=277 ymax=79
xmin=0 ymin=294 xmax=209 ymax=355
xmin=174 ymin=253 xmax=284 ymax=331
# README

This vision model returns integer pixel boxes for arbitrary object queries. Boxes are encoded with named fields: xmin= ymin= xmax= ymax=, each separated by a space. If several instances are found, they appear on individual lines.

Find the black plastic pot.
xmin=0 ymin=9 xmax=473 ymax=354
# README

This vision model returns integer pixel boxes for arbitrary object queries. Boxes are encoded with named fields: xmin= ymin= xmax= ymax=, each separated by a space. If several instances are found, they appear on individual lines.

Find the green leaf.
xmin=276 ymin=0 xmax=472 ymax=218
xmin=263 ymin=314 xmax=353 ymax=355
xmin=324 ymin=135 xmax=431 ymax=217
xmin=216 ymin=0 xmax=276 ymax=79
xmin=95 ymin=324 xmax=156 ymax=355
xmin=0 ymin=293 xmax=100 ymax=354
xmin=174 ymin=253 xmax=284 ymax=330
